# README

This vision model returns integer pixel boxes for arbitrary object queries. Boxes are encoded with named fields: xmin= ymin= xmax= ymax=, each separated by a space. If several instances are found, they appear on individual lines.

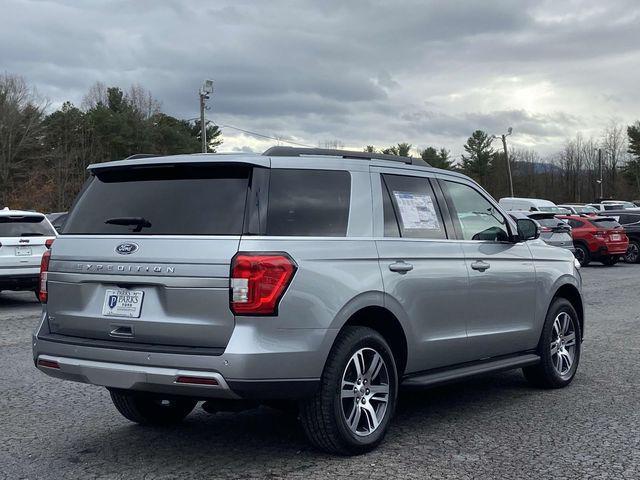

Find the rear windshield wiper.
xmin=105 ymin=217 xmax=152 ymax=232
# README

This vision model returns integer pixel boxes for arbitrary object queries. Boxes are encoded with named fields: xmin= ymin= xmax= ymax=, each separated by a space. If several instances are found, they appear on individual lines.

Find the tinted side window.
xmin=382 ymin=174 xmax=445 ymax=239
xmin=567 ymin=219 xmax=584 ymax=228
xmin=443 ymin=180 xmax=510 ymax=241
xmin=620 ymin=214 xmax=640 ymax=225
xmin=266 ymin=169 xmax=350 ymax=236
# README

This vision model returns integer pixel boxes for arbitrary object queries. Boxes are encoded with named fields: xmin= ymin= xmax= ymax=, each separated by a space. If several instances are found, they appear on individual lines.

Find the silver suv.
xmin=33 ymin=147 xmax=584 ymax=454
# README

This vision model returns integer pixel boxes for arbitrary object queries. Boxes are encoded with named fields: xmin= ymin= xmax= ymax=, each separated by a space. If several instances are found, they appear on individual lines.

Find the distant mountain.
xmin=511 ymin=161 xmax=562 ymax=175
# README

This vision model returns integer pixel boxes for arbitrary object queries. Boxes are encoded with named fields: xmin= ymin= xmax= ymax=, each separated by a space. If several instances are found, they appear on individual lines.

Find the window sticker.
xmin=393 ymin=191 xmax=441 ymax=230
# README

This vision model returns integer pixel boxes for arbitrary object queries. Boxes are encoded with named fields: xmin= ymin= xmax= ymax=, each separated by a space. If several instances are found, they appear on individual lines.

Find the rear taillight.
xmin=38 ymin=250 xmax=51 ymax=303
xmin=230 ymin=253 xmax=297 ymax=315
xmin=45 ymin=239 xmax=54 ymax=249
xmin=594 ymin=230 xmax=607 ymax=238
xmin=540 ymin=227 xmax=552 ymax=233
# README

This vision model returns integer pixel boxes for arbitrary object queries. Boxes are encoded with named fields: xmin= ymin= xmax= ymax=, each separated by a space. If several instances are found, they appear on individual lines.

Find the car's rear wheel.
xmin=573 ymin=244 xmax=590 ymax=267
xmin=109 ymin=389 xmax=197 ymax=425
xmin=625 ymin=240 xmax=640 ymax=263
xmin=299 ymin=326 xmax=397 ymax=455
xmin=601 ymin=255 xmax=618 ymax=266
xmin=523 ymin=298 xmax=581 ymax=388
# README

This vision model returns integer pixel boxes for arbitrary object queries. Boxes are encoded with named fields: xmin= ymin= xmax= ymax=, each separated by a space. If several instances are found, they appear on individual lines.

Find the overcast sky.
xmin=2 ymin=0 xmax=639 ymax=157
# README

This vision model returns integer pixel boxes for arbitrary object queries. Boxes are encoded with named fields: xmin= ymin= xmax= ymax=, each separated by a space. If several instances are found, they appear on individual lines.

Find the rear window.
xmin=0 ymin=216 xmax=55 ymax=237
xmin=64 ymin=164 xmax=251 ymax=235
xmin=266 ymin=169 xmax=350 ymax=236
xmin=538 ymin=206 xmax=568 ymax=213
xmin=534 ymin=217 xmax=565 ymax=228
xmin=590 ymin=218 xmax=622 ymax=229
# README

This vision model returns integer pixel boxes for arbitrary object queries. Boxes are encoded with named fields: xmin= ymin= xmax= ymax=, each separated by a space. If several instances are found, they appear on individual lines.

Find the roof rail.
xmin=262 ymin=146 xmax=429 ymax=166
xmin=125 ymin=154 xmax=158 ymax=160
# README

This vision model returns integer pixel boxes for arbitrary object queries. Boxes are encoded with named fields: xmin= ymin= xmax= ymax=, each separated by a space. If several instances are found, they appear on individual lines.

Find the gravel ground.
xmin=1 ymin=264 xmax=639 ymax=479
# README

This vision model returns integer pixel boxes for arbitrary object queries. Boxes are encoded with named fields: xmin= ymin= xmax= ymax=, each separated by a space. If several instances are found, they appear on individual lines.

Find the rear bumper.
xmin=592 ymin=243 xmax=629 ymax=257
xmin=33 ymin=314 xmax=333 ymax=400
xmin=36 ymin=354 xmax=240 ymax=399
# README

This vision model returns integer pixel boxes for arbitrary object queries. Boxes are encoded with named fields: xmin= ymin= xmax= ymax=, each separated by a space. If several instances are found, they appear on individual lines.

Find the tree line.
xmin=0 ymin=73 xmax=221 ymax=212
xmin=2 ymin=72 xmax=640 ymax=213
xmin=369 ymin=122 xmax=640 ymax=203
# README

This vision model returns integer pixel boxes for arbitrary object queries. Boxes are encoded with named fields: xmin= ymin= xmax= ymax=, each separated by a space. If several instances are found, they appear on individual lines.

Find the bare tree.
xmin=126 ymin=84 xmax=162 ymax=119
xmin=601 ymin=121 xmax=627 ymax=197
xmin=81 ymin=81 xmax=108 ymax=110
xmin=0 ymin=73 xmax=48 ymax=206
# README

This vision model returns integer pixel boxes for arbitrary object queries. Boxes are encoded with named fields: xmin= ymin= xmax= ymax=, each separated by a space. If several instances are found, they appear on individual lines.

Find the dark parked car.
xmin=597 ymin=210 xmax=640 ymax=263
xmin=46 ymin=212 xmax=68 ymax=232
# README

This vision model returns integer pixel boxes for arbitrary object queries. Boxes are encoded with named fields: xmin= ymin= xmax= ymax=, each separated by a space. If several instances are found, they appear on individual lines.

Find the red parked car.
xmin=558 ymin=215 xmax=629 ymax=266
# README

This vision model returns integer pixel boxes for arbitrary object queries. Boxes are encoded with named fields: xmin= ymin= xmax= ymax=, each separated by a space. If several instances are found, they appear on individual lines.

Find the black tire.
xmin=625 ymin=240 xmax=640 ymax=263
xmin=109 ymin=389 xmax=197 ymax=425
xmin=523 ymin=298 xmax=581 ymax=389
xmin=299 ymin=326 xmax=398 ymax=455
xmin=601 ymin=255 xmax=618 ymax=266
xmin=573 ymin=244 xmax=590 ymax=267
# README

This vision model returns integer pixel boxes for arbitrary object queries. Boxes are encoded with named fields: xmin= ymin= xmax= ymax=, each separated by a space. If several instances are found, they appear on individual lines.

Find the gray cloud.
xmin=1 ymin=0 xmax=639 ymax=156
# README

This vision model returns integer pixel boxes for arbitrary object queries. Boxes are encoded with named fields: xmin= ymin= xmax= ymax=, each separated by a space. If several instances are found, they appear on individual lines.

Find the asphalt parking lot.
xmin=1 ymin=265 xmax=639 ymax=480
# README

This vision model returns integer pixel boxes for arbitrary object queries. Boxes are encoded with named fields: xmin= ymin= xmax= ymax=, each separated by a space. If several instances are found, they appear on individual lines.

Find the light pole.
xmin=597 ymin=148 xmax=603 ymax=200
xmin=491 ymin=127 xmax=514 ymax=197
xmin=199 ymin=80 xmax=213 ymax=153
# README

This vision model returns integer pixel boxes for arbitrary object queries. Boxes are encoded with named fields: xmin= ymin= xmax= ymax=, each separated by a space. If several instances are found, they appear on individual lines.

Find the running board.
xmin=401 ymin=353 xmax=540 ymax=389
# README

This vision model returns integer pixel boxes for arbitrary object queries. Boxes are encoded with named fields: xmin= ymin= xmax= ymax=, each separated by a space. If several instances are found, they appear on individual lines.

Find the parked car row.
xmin=499 ymin=197 xmax=639 ymax=266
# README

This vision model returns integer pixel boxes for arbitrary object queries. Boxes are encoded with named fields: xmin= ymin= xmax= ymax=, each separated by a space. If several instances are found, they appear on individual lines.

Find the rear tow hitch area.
xmin=201 ymin=399 xmax=258 ymax=414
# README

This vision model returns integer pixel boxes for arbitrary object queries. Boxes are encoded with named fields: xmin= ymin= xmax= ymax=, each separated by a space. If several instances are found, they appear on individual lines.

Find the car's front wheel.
xmin=109 ymin=389 xmax=197 ymax=425
xmin=523 ymin=298 xmax=581 ymax=388
xmin=299 ymin=326 xmax=398 ymax=455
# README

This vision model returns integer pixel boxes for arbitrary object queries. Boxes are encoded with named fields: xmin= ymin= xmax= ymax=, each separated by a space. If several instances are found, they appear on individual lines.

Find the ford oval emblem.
xmin=115 ymin=242 xmax=139 ymax=255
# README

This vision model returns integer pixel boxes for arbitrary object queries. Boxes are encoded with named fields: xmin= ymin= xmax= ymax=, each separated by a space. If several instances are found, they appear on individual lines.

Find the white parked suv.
xmin=0 ymin=208 xmax=56 ymax=298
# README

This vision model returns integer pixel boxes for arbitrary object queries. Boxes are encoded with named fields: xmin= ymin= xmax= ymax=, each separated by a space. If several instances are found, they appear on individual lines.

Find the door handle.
xmin=470 ymin=260 xmax=490 ymax=272
xmin=389 ymin=261 xmax=413 ymax=273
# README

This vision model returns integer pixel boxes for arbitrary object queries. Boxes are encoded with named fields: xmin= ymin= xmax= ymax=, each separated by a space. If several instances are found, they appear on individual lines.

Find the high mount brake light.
xmin=39 ymin=250 xmax=51 ymax=303
xmin=230 ymin=253 xmax=297 ymax=315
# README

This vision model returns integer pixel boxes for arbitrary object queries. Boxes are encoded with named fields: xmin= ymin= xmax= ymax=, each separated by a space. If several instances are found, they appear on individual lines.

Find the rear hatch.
xmin=46 ymin=162 xmax=255 ymax=350
xmin=590 ymin=217 xmax=627 ymax=247
xmin=0 ymin=214 xmax=55 ymax=271
xmin=530 ymin=214 xmax=573 ymax=247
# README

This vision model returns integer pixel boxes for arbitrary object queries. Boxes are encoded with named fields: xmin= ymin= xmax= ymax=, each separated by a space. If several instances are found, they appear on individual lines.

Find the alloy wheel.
xmin=340 ymin=347 xmax=390 ymax=437
xmin=625 ymin=243 xmax=639 ymax=263
xmin=550 ymin=312 xmax=577 ymax=376
xmin=574 ymin=248 xmax=586 ymax=266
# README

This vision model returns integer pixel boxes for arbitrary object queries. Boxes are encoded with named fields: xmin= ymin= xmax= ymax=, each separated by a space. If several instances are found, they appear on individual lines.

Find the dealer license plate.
xmin=102 ymin=289 xmax=144 ymax=318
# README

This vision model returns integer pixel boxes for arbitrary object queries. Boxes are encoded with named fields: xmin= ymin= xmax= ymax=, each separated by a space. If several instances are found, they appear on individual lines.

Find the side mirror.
xmin=516 ymin=218 xmax=540 ymax=241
